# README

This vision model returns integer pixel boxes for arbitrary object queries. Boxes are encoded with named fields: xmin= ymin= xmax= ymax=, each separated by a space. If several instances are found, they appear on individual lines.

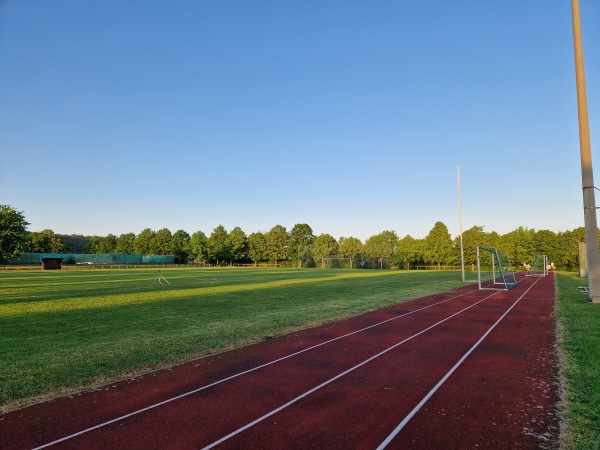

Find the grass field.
xmin=0 ymin=267 xmax=470 ymax=413
xmin=556 ymin=272 xmax=600 ymax=449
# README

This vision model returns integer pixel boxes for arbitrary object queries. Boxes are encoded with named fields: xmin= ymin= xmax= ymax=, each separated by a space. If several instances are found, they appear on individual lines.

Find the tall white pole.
xmin=571 ymin=0 xmax=600 ymax=302
xmin=458 ymin=166 xmax=465 ymax=282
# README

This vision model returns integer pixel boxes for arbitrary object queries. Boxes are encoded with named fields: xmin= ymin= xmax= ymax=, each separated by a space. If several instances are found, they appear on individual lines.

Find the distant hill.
xmin=58 ymin=234 xmax=91 ymax=253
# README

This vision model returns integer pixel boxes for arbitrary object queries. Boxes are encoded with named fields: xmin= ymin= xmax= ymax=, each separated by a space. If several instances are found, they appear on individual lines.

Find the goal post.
xmin=477 ymin=246 xmax=518 ymax=290
xmin=526 ymin=254 xmax=548 ymax=277
xmin=321 ymin=258 xmax=353 ymax=269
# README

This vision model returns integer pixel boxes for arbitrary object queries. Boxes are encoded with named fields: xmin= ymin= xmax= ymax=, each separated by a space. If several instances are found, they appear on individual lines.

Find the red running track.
xmin=0 ymin=273 xmax=560 ymax=449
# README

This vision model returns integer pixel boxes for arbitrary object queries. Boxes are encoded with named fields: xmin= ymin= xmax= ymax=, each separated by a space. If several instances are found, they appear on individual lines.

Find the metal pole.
xmin=571 ymin=0 xmax=600 ymax=302
xmin=477 ymin=246 xmax=482 ymax=289
xmin=457 ymin=166 xmax=465 ymax=282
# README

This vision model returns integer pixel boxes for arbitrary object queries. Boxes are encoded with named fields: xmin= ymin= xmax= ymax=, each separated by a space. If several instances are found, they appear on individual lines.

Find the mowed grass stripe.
xmin=1 ymin=269 xmax=448 ymax=315
xmin=0 ymin=268 xmax=468 ymax=412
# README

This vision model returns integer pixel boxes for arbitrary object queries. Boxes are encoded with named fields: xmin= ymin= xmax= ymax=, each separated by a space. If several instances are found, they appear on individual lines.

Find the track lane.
xmin=395 ymin=274 xmax=559 ymax=448
xmin=206 ymin=282 xmax=537 ymax=449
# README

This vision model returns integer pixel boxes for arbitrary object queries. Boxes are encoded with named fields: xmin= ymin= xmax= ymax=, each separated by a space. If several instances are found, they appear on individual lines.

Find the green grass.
xmin=0 ymin=268 xmax=469 ymax=412
xmin=556 ymin=272 xmax=600 ymax=449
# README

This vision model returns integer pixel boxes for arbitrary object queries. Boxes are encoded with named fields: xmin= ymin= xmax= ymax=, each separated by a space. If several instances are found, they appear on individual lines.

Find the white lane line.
xmin=377 ymin=276 xmax=541 ymax=449
xmin=200 ymin=290 xmax=502 ymax=450
xmin=33 ymin=288 xmax=480 ymax=449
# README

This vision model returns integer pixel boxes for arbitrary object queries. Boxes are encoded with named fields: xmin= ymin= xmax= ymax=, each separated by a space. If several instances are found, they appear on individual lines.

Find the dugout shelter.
xmin=41 ymin=257 xmax=63 ymax=270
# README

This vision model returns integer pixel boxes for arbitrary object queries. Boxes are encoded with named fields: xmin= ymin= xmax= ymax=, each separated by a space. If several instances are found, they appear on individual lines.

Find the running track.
xmin=0 ymin=273 xmax=560 ymax=449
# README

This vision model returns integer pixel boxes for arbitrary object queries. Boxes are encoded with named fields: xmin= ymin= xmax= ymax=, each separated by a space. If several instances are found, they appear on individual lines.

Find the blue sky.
xmin=1 ymin=1 xmax=599 ymax=241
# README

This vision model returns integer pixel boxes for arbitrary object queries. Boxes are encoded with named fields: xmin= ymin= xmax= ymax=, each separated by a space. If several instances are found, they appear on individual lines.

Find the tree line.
xmin=20 ymin=225 xmax=592 ymax=271
xmin=0 ymin=204 xmax=590 ymax=270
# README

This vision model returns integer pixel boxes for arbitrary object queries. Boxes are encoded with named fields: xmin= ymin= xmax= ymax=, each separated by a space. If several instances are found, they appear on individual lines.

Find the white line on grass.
xmin=200 ymin=289 xmax=502 ymax=450
xmin=376 ymin=276 xmax=541 ymax=449
xmin=34 ymin=287 xmax=480 ymax=449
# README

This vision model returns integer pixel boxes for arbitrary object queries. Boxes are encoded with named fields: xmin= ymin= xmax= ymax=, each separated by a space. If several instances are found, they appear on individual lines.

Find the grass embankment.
xmin=0 ymin=268 xmax=469 ymax=413
xmin=556 ymin=272 xmax=600 ymax=449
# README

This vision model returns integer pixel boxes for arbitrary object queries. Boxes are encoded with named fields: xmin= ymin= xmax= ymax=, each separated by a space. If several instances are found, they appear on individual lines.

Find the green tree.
xmin=53 ymin=238 xmax=68 ymax=255
xmin=288 ymin=223 xmax=315 ymax=267
xmin=364 ymin=230 xmax=398 ymax=269
xmin=98 ymin=234 xmax=117 ymax=253
xmin=248 ymin=232 xmax=268 ymax=265
xmin=188 ymin=230 xmax=208 ymax=263
xmin=424 ymin=222 xmax=453 ymax=267
xmin=134 ymin=228 xmax=155 ymax=255
xmin=85 ymin=235 xmax=103 ymax=253
xmin=486 ymin=231 xmax=501 ymax=251
xmin=227 ymin=227 xmax=248 ymax=263
xmin=499 ymin=227 xmax=535 ymax=267
xmin=532 ymin=229 xmax=560 ymax=266
xmin=266 ymin=225 xmax=287 ymax=266
xmin=456 ymin=226 xmax=488 ymax=268
xmin=380 ymin=230 xmax=398 ymax=264
xmin=115 ymin=233 xmax=136 ymax=254
xmin=171 ymin=230 xmax=191 ymax=263
xmin=338 ymin=236 xmax=363 ymax=268
xmin=29 ymin=229 xmax=66 ymax=253
xmin=151 ymin=228 xmax=173 ymax=255
xmin=312 ymin=233 xmax=339 ymax=263
xmin=207 ymin=225 xmax=230 ymax=265
xmin=396 ymin=235 xmax=422 ymax=269
xmin=58 ymin=234 xmax=89 ymax=253
xmin=557 ymin=227 xmax=585 ymax=269
xmin=0 ymin=205 xmax=29 ymax=262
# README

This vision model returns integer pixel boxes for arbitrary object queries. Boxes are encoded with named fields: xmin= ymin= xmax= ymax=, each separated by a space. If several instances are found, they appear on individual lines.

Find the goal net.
xmin=321 ymin=258 xmax=353 ymax=269
xmin=526 ymin=254 xmax=548 ymax=277
xmin=477 ymin=246 xmax=518 ymax=290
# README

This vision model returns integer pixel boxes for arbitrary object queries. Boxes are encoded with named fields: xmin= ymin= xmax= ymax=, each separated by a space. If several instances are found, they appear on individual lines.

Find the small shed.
xmin=42 ymin=258 xmax=63 ymax=270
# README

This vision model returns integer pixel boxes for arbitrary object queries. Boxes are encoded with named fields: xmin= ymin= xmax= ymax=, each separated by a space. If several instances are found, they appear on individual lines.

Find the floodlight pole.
xmin=571 ymin=0 xmax=600 ymax=303
xmin=457 ymin=166 xmax=465 ymax=282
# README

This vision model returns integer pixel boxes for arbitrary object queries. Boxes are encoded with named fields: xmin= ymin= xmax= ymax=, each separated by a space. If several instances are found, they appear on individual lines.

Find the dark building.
xmin=41 ymin=258 xmax=63 ymax=270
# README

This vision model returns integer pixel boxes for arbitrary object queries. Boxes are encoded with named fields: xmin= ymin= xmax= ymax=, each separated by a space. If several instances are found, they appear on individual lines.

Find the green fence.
xmin=10 ymin=253 xmax=175 ymax=265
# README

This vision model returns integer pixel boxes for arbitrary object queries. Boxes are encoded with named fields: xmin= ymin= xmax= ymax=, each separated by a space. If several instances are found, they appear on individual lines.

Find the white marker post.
xmin=457 ymin=166 xmax=465 ymax=282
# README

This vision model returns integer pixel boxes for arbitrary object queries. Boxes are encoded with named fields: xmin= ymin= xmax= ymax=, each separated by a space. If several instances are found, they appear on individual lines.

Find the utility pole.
xmin=571 ymin=0 xmax=600 ymax=302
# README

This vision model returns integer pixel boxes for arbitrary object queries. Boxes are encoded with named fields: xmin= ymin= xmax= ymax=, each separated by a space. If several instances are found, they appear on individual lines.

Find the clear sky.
xmin=1 ymin=1 xmax=599 ymax=241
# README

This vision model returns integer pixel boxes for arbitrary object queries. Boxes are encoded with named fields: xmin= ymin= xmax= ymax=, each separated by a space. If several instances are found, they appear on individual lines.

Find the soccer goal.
xmin=321 ymin=258 xmax=353 ymax=269
xmin=477 ymin=246 xmax=518 ymax=290
xmin=526 ymin=254 xmax=548 ymax=277
xmin=151 ymin=270 xmax=171 ymax=286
